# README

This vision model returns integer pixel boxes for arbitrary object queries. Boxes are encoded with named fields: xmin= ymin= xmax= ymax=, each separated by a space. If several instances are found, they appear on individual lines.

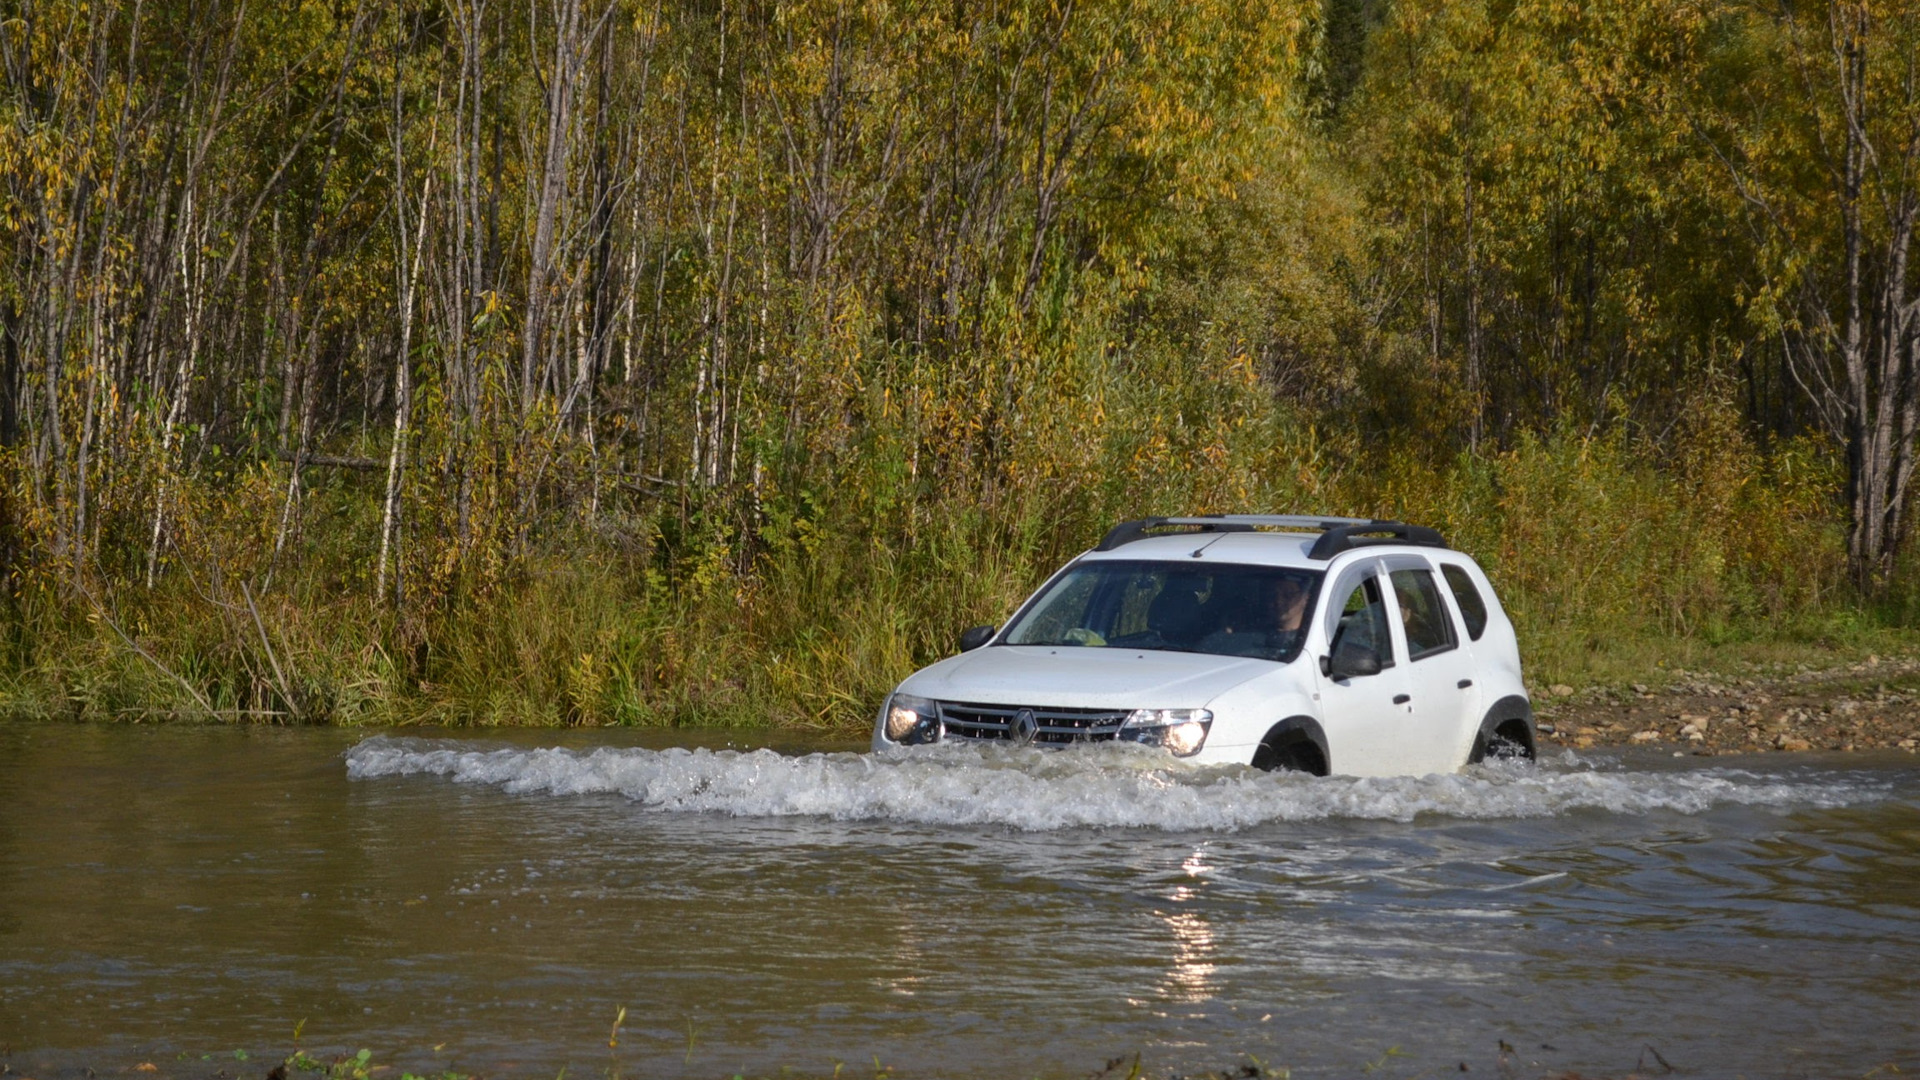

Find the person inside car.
xmin=1197 ymin=572 xmax=1311 ymax=658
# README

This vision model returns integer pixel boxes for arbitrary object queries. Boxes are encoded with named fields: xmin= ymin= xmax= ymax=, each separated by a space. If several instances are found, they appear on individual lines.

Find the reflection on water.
xmin=1155 ymin=910 xmax=1217 ymax=1005
xmin=2 ymin=724 xmax=1918 ymax=1079
xmin=1154 ymin=849 xmax=1218 ymax=1006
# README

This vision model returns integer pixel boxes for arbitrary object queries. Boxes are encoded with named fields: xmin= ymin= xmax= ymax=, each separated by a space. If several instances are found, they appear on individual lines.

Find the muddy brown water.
xmin=3 ymin=723 xmax=1918 ymax=1078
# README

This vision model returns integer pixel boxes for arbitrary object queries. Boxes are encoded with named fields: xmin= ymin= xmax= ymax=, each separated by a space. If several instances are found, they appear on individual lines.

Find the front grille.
xmin=939 ymin=702 xmax=1131 ymax=745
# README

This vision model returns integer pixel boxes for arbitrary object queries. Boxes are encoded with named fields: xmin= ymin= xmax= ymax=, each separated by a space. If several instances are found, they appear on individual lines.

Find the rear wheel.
xmin=1469 ymin=718 xmax=1536 ymax=763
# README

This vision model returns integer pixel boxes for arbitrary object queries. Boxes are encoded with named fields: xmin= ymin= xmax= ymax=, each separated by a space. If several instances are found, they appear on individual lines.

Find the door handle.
xmin=1393 ymin=694 xmax=1411 ymax=705
xmin=1457 ymin=679 xmax=1473 ymax=689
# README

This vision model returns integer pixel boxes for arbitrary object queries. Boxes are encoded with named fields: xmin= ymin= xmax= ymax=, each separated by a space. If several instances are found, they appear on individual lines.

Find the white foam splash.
xmin=343 ymin=737 xmax=1889 ymax=832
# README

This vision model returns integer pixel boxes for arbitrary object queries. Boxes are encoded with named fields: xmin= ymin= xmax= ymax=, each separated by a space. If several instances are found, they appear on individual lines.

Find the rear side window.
xmin=1389 ymin=568 xmax=1457 ymax=660
xmin=1440 ymin=564 xmax=1489 ymax=640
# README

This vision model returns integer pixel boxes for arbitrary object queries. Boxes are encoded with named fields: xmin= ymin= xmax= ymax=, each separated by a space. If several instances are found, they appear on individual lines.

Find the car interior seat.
xmin=1147 ymin=576 xmax=1209 ymax=647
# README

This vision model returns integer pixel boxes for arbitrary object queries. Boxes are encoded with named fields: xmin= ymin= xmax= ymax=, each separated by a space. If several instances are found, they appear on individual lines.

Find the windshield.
xmin=1002 ymin=560 xmax=1322 ymax=663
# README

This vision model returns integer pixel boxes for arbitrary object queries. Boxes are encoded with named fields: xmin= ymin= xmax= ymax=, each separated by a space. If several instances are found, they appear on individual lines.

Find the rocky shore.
xmin=1533 ymin=654 xmax=1920 ymax=756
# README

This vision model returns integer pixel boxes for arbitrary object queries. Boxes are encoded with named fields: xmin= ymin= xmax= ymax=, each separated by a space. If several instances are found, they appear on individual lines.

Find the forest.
xmin=1 ymin=0 xmax=1918 ymax=726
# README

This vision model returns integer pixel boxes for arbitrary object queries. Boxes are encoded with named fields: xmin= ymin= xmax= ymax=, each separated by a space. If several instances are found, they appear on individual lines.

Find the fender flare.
xmin=1252 ymin=716 xmax=1332 ymax=776
xmin=1469 ymin=694 xmax=1537 ymax=763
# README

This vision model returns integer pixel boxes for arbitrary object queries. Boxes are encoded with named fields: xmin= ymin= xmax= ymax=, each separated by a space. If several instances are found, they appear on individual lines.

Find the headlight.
xmin=1119 ymin=708 xmax=1213 ymax=757
xmin=883 ymin=693 xmax=943 ymax=745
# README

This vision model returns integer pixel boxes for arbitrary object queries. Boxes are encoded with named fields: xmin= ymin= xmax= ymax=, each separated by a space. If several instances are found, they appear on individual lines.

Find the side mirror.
xmin=1324 ymin=639 xmax=1383 ymax=679
xmin=958 ymin=625 xmax=997 ymax=652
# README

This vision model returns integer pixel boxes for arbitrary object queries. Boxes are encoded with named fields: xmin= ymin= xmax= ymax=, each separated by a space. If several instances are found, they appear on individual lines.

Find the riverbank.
xmin=1534 ymin=651 xmax=1920 ymax=755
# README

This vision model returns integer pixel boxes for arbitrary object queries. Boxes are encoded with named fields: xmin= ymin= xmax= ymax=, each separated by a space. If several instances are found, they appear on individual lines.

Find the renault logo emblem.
xmin=1010 ymin=708 xmax=1039 ymax=745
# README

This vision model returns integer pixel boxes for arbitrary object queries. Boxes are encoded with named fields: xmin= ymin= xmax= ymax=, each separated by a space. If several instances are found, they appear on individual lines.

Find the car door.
xmin=1314 ymin=559 xmax=1417 ymax=776
xmin=1382 ymin=557 xmax=1480 ymax=771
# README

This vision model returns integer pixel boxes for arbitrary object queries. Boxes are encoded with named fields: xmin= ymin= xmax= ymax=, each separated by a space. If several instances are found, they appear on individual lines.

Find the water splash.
xmin=344 ymin=737 xmax=1890 ymax=832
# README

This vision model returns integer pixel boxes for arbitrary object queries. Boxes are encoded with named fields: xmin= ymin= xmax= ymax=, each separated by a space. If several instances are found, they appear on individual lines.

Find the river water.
xmin=3 ymin=723 xmax=1918 ymax=1078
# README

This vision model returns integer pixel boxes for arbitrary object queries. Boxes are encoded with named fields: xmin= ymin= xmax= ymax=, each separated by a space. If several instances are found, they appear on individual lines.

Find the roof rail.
xmin=1094 ymin=517 xmax=1235 ymax=551
xmin=1093 ymin=514 xmax=1441 ymax=555
xmin=1305 ymin=521 xmax=1446 ymax=560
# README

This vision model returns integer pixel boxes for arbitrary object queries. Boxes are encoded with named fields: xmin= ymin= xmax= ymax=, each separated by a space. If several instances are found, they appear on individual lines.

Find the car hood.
xmin=897 ymin=645 xmax=1283 ymax=710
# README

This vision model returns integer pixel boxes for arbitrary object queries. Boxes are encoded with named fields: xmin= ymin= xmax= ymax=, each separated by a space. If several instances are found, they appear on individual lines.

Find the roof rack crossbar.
xmin=1094 ymin=514 xmax=1443 ymax=555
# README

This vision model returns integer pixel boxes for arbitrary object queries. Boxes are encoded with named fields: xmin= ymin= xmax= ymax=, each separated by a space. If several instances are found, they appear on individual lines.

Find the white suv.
xmin=872 ymin=515 xmax=1535 ymax=777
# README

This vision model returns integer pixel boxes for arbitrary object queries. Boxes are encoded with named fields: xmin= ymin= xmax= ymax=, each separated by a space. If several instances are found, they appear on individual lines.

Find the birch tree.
xmin=1682 ymin=0 xmax=1920 ymax=590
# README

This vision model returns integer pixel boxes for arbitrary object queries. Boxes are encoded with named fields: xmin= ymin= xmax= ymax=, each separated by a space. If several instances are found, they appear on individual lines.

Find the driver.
xmin=1271 ymin=574 xmax=1309 ymax=637
xmin=1198 ymin=572 xmax=1310 ymax=656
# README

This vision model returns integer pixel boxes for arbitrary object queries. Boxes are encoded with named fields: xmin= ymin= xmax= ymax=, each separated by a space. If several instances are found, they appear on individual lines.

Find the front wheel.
xmin=1253 ymin=735 xmax=1328 ymax=776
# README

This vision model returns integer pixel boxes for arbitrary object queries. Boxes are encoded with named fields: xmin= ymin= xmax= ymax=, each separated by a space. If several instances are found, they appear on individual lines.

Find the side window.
xmin=1390 ymin=568 xmax=1457 ymax=660
xmin=1329 ymin=573 xmax=1395 ymax=668
xmin=1440 ymin=563 xmax=1489 ymax=640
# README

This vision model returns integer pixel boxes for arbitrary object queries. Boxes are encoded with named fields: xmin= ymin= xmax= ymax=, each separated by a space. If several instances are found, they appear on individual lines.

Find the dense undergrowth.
xmin=1 ymin=366 xmax=1900 ymax=729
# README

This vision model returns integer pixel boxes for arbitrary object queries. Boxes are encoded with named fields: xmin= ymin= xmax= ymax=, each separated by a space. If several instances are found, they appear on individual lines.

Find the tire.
xmin=1252 ymin=724 xmax=1330 ymax=776
xmin=1469 ymin=716 xmax=1536 ymax=764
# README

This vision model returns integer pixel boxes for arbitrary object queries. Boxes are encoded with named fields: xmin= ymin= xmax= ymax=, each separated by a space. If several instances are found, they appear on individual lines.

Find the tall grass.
xmin=0 ymin=344 xmax=1886 ymax=728
xmin=1364 ymin=414 xmax=1855 ymax=682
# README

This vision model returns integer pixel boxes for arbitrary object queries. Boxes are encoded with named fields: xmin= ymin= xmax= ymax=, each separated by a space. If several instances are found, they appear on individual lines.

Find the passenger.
xmin=1394 ymin=579 xmax=1436 ymax=648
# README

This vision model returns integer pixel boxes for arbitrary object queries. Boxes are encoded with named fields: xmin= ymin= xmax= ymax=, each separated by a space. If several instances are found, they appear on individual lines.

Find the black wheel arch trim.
xmin=1470 ymin=694 xmax=1537 ymax=762
xmin=1253 ymin=716 xmax=1332 ymax=775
